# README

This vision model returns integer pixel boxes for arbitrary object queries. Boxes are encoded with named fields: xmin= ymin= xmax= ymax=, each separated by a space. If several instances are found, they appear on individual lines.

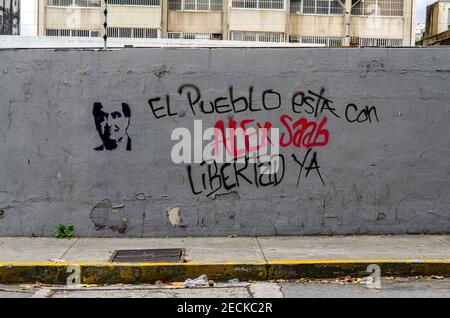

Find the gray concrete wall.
xmin=0 ymin=47 xmax=449 ymax=237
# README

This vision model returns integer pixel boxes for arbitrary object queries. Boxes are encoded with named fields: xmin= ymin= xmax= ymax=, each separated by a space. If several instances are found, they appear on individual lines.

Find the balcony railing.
xmin=290 ymin=35 xmax=343 ymax=46
xmin=168 ymin=32 xmax=223 ymax=40
xmin=107 ymin=27 xmax=159 ymax=38
xmin=358 ymin=37 xmax=403 ymax=46
xmin=46 ymin=28 xmax=100 ymax=37
xmin=230 ymin=31 xmax=285 ymax=42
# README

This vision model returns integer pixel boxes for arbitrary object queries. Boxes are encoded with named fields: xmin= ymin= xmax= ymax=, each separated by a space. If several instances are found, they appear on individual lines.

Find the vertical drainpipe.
xmin=18 ymin=0 xmax=20 ymax=35
xmin=343 ymin=0 xmax=352 ymax=46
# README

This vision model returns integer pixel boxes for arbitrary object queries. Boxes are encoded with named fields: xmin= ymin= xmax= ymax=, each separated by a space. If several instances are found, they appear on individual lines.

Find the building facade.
xmin=418 ymin=0 xmax=450 ymax=45
xmin=424 ymin=0 xmax=450 ymax=38
xmin=36 ymin=0 xmax=415 ymax=46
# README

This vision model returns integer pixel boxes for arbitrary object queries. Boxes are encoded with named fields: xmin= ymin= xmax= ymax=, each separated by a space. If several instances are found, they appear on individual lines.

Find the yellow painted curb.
xmin=267 ymin=259 xmax=450 ymax=280
xmin=0 ymin=261 xmax=267 ymax=285
xmin=267 ymin=258 xmax=450 ymax=264
xmin=1 ymin=259 xmax=450 ymax=285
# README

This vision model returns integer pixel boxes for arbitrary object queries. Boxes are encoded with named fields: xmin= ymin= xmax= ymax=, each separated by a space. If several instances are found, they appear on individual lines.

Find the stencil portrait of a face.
xmin=93 ymin=102 xmax=131 ymax=151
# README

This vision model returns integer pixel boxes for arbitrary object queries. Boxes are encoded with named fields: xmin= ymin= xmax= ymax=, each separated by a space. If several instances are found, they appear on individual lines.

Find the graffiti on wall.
xmin=145 ymin=84 xmax=379 ymax=197
xmin=93 ymin=102 xmax=132 ymax=151
xmin=0 ymin=0 xmax=20 ymax=35
xmin=91 ymin=85 xmax=378 ymax=196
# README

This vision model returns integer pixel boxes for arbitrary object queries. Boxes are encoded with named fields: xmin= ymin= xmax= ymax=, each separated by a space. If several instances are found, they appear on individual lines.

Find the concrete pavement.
xmin=2 ymin=235 xmax=450 ymax=263
xmin=1 ymin=235 xmax=450 ymax=284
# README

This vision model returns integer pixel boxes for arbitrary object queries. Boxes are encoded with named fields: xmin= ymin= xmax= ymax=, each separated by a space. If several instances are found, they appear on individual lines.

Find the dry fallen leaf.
xmin=163 ymin=285 xmax=187 ymax=289
xmin=295 ymin=278 xmax=311 ymax=283
xmin=48 ymin=259 xmax=66 ymax=263
xmin=275 ymin=279 xmax=288 ymax=283
xmin=166 ymin=282 xmax=186 ymax=288
xmin=20 ymin=283 xmax=41 ymax=290
xmin=430 ymin=275 xmax=444 ymax=280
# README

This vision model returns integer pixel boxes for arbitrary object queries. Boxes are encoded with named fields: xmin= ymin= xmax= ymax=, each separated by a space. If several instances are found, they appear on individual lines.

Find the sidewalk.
xmin=1 ymin=235 xmax=450 ymax=285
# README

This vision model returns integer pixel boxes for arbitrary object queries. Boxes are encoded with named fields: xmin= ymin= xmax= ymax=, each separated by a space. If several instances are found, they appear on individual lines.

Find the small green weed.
xmin=55 ymin=224 xmax=74 ymax=239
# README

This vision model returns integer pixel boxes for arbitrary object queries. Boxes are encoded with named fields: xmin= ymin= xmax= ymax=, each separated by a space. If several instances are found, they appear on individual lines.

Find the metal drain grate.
xmin=109 ymin=248 xmax=186 ymax=263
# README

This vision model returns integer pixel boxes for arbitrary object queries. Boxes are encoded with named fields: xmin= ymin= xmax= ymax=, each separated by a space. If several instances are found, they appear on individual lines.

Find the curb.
xmin=1 ymin=259 xmax=450 ymax=285
xmin=267 ymin=259 xmax=450 ymax=280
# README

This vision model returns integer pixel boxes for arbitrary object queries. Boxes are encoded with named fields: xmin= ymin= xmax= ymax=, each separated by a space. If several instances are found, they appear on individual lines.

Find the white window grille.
xmin=290 ymin=0 xmax=343 ymax=14
xmin=351 ymin=0 xmax=404 ymax=17
xmin=46 ymin=28 xmax=99 ymax=37
xmin=230 ymin=31 xmax=285 ymax=42
xmin=358 ymin=37 xmax=403 ymax=46
xmin=107 ymin=27 xmax=158 ymax=38
xmin=46 ymin=0 xmax=101 ymax=7
xmin=168 ymin=0 xmax=223 ymax=11
xmin=290 ymin=35 xmax=343 ymax=46
xmin=231 ymin=0 xmax=284 ymax=10
xmin=168 ymin=32 xmax=222 ymax=39
xmin=109 ymin=0 xmax=160 ymax=5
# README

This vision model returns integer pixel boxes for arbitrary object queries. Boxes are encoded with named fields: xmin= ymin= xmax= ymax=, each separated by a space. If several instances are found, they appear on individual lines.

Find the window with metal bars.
xmin=290 ymin=0 xmax=344 ymax=14
xmin=46 ymin=28 xmax=98 ymax=37
xmin=168 ymin=32 xmax=222 ymax=39
xmin=46 ymin=0 xmax=101 ymax=7
xmin=358 ymin=37 xmax=403 ymax=46
xmin=168 ymin=0 xmax=223 ymax=11
xmin=106 ymin=27 xmax=158 ymax=38
xmin=231 ymin=0 xmax=284 ymax=10
xmin=351 ymin=0 xmax=404 ymax=17
xmin=108 ymin=0 xmax=160 ymax=5
xmin=230 ymin=31 xmax=285 ymax=42
xmin=290 ymin=35 xmax=343 ymax=46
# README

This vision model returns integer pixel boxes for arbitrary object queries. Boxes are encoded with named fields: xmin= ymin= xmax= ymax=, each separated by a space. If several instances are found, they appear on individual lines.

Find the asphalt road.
xmin=1 ymin=278 xmax=450 ymax=298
